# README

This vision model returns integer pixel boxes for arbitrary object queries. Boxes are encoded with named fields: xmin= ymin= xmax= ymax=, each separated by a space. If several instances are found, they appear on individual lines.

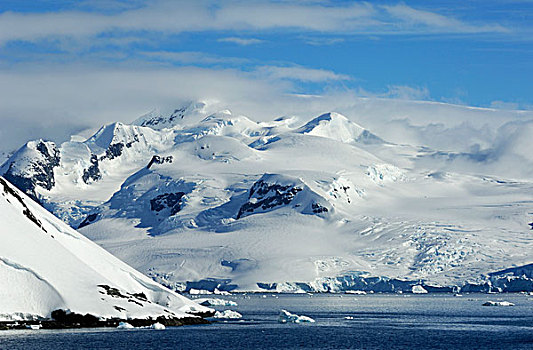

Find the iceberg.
xmin=196 ymin=298 xmax=238 ymax=307
xmin=278 ymin=310 xmax=315 ymax=324
xmin=150 ymin=322 xmax=166 ymax=330
xmin=117 ymin=322 xmax=134 ymax=329
xmin=213 ymin=310 xmax=242 ymax=319
xmin=412 ymin=285 xmax=428 ymax=294
xmin=482 ymin=301 xmax=514 ymax=307
xmin=345 ymin=290 xmax=366 ymax=295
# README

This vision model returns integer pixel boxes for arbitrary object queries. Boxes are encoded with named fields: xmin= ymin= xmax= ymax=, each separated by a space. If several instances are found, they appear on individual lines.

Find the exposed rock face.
xmin=235 ymin=174 xmax=332 ymax=219
xmin=150 ymin=192 xmax=185 ymax=216
xmin=311 ymin=202 xmax=329 ymax=214
xmin=0 ymin=177 xmax=46 ymax=232
xmin=82 ymin=155 xmax=102 ymax=184
xmin=140 ymin=107 xmax=186 ymax=128
xmin=105 ymin=143 xmax=124 ymax=160
xmin=147 ymin=155 xmax=173 ymax=169
xmin=77 ymin=213 xmax=99 ymax=229
xmin=82 ymin=135 xmax=141 ymax=184
xmin=237 ymin=179 xmax=303 ymax=219
xmin=2 ymin=140 xmax=60 ymax=201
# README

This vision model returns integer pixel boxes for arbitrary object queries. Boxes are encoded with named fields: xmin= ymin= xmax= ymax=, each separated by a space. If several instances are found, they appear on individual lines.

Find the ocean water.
xmin=1 ymin=294 xmax=532 ymax=349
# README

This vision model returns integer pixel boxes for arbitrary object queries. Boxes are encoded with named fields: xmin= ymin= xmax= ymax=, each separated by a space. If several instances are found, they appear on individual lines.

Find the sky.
xmin=0 ymin=0 xmax=532 ymax=154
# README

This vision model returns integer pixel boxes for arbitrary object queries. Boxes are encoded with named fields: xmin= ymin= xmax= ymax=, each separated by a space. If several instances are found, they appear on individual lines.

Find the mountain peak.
xmin=296 ymin=112 xmax=369 ymax=143
xmin=133 ymin=101 xmax=209 ymax=130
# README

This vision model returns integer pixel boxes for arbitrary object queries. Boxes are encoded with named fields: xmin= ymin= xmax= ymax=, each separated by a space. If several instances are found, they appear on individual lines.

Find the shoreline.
xmin=0 ymin=309 xmax=213 ymax=331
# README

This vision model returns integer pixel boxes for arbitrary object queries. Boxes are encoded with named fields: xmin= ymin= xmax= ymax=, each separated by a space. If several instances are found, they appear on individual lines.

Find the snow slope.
xmin=1 ymin=101 xmax=532 ymax=293
xmin=0 ymin=176 xmax=211 ymax=321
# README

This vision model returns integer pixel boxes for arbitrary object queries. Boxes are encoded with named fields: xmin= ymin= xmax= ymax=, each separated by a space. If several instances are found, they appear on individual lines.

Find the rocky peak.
xmin=1 ymin=140 xmax=60 ymax=201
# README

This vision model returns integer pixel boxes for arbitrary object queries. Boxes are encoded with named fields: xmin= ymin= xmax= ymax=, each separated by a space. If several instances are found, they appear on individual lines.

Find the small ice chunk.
xmin=345 ymin=290 xmax=366 ymax=295
xmin=189 ymin=289 xmax=213 ymax=295
xmin=344 ymin=316 xmax=354 ymax=320
xmin=482 ymin=301 xmax=514 ymax=307
xmin=117 ymin=322 xmax=134 ymax=329
xmin=214 ymin=310 xmax=242 ymax=319
xmin=213 ymin=289 xmax=232 ymax=295
xmin=196 ymin=298 xmax=238 ymax=307
xmin=278 ymin=310 xmax=315 ymax=324
xmin=150 ymin=322 xmax=166 ymax=330
xmin=26 ymin=324 xmax=41 ymax=330
xmin=412 ymin=285 xmax=428 ymax=294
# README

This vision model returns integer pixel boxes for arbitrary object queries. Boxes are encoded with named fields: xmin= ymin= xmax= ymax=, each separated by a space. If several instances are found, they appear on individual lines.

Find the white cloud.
xmin=217 ymin=37 xmax=263 ymax=45
xmin=384 ymin=85 xmax=431 ymax=100
xmin=0 ymin=1 xmax=509 ymax=46
xmin=256 ymin=66 xmax=351 ymax=82
xmin=383 ymin=4 xmax=509 ymax=34
xmin=1 ymin=62 xmax=532 ymax=179
xmin=139 ymin=51 xmax=249 ymax=65
xmin=355 ymin=85 xmax=430 ymax=101
xmin=0 ymin=65 xmax=284 ymax=152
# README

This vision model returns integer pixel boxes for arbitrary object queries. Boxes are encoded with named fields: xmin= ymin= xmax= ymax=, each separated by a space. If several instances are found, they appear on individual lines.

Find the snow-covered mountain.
xmin=0 ymin=176 xmax=212 ymax=322
xmin=1 ymin=101 xmax=532 ymax=293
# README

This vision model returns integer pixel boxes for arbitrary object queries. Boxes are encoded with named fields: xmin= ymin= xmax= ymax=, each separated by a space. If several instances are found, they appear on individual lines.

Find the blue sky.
xmin=0 ymin=0 xmax=531 ymax=107
xmin=0 ymin=1 xmax=532 ymax=152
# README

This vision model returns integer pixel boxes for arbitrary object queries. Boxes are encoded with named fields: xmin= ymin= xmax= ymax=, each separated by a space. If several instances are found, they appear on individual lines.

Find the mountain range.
xmin=1 ymin=100 xmax=532 ymax=293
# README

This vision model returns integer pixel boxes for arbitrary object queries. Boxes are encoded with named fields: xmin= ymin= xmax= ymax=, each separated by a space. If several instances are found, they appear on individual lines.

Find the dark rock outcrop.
xmin=147 ymin=155 xmax=173 ymax=169
xmin=150 ymin=192 xmax=185 ymax=216
xmin=77 ymin=213 xmax=99 ymax=229
xmin=237 ymin=180 xmax=303 ymax=219
xmin=82 ymin=154 xmax=102 ymax=184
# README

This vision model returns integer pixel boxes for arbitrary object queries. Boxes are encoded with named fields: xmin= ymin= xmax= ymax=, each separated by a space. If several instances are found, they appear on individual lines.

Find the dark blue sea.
xmin=1 ymin=293 xmax=532 ymax=349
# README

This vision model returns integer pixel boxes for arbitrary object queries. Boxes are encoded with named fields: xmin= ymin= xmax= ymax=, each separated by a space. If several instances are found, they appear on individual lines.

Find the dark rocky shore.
xmin=0 ymin=309 xmax=212 ymax=330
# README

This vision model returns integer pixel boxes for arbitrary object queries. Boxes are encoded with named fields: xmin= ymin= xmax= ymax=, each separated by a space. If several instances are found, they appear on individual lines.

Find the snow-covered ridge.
xmin=0 ymin=176 xmax=212 ymax=321
xmin=296 ymin=112 xmax=383 ymax=144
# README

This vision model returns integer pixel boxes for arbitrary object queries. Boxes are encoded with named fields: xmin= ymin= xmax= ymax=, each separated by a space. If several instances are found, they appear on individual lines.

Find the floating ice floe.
xmin=214 ymin=310 xmax=242 ymax=319
xmin=345 ymin=290 xmax=366 ymax=295
xmin=196 ymin=298 xmax=238 ymax=307
xmin=412 ymin=285 xmax=428 ymax=294
xmin=344 ymin=316 xmax=355 ymax=320
xmin=278 ymin=310 xmax=315 ymax=324
xmin=482 ymin=301 xmax=514 ymax=307
xmin=26 ymin=324 xmax=41 ymax=330
xmin=213 ymin=289 xmax=232 ymax=295
xmin=117 ymin=322 xmax=134 ymax=329
xmin=189 ymin=289 xmax=213 ymax=295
